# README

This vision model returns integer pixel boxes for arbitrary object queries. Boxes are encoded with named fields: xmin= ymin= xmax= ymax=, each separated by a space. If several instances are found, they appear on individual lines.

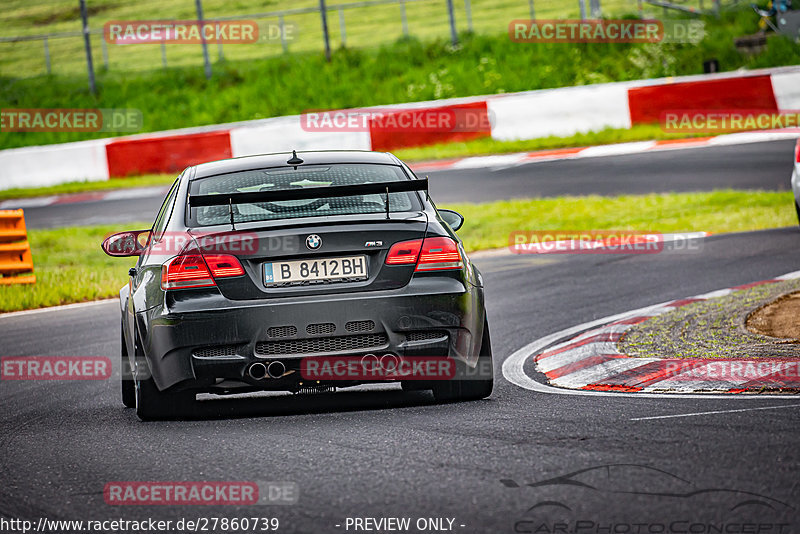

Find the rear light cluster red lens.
xmin=795 ymin=139 xmax=800 ymax=163
xmin=161 ymin=254 xmax=244 ymax=290
xmin=385 ymin=237 xmax=463 ymax=272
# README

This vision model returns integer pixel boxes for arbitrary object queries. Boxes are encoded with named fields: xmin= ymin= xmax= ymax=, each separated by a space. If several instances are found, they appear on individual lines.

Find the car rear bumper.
xmin=138 ymin=276 xmax=484 ymax=391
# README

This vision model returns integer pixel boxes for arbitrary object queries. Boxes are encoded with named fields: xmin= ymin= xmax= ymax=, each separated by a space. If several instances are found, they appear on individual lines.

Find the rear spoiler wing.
xmin=189 ymin=178 xmax=428 ymax=208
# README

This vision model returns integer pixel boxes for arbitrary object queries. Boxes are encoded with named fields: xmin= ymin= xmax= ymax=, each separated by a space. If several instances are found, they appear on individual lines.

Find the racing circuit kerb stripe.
xmin=530 ymin=275 xmax=800 ymax=393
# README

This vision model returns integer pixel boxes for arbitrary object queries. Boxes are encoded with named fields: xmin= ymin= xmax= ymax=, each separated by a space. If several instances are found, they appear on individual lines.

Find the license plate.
xmin=263 ymin=255 xmax=368 ymax=285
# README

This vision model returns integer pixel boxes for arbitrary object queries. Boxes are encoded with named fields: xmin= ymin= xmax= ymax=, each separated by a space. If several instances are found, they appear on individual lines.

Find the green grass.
xmin=0 ymin=223 xmax=145 ymax=313
xmin=449 ymin=190 xmax=796 ymax=252
xmin=2 ymin=8 xmax=798 ymax=150
xmin=0 ymin=174 xmax=175 ymax=201
xmin=0 ymin=0 xmax=702 ymax=77
xmin=1 ymin=190 xmax=794 ymax=312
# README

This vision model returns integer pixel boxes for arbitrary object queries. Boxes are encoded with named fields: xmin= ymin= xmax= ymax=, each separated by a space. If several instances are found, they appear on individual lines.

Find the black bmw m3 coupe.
xmin=102 ymin=150 xmax=492 ymax=420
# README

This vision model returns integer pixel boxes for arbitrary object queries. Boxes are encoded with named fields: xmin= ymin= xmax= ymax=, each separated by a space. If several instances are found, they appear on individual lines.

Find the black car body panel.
xmin=115 ymin=150 xmax=487 ymax=397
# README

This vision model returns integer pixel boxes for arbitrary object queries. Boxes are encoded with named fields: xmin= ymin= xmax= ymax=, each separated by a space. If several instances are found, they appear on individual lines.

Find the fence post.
xmin=101 ymin=36 xmax=109 ymax=69
xmin=464 ymin=0 xmax=473 ymax=32
xmin=446 ymin=0 xmax=458 ymax=45
xmin=579 ymin=0 xmax=587 ymax=19
xmin=338 ymin=8 xmax=347 ymax=47
xmin=320 ymin=0 xmax=332 ymax=61
xmin=79 ymin=0 xmax=96 ymax=94
xmin=43 ymin=37 xmax=51 ymax=75
xmin=400 ymin=0 xmax=409 ymax=35
xmin=590 ymin=0 xmax=601 ymax=17
xmin=279 ymin=15 xmax=288 ymax=53
xmin=529 ymin=0 xmax=536 ymax=19
xmin=195 ymin=0 xmax=212 ymax=79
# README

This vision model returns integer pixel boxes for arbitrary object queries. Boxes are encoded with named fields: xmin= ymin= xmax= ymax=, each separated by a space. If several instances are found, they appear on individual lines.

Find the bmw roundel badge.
xmin=306 ymin=234 xmax=322 ymax=250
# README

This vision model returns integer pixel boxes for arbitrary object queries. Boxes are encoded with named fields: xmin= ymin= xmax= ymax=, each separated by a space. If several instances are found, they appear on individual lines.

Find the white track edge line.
xmin=0 ymin=298 xmax=118 ymax=319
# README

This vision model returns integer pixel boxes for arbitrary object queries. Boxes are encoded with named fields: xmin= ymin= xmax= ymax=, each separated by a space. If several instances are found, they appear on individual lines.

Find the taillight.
xmin=415 ymin=236 xmax=462 ymax=271
xmin=386 ymin=239 xmax=423 ymax=265
xmin=385 ymin=237 xmax=462 ymax=271
xmin=204 ymin=254 xmax=245 ymax=278
xmin=161 ymin=254 xmax=244 ymax=290
xmin=795 ymin=139 xmax=800 ymax=162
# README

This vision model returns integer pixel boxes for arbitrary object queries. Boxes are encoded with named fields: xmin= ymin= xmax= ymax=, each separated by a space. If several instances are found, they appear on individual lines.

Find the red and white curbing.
xmin=513 ymin=270 xmax=800 ymax=394
xmin=2 ymin=67 xmax=799 ymax=190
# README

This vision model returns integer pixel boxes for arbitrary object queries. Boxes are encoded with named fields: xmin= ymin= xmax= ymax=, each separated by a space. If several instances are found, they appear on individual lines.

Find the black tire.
xmin=121 ymin=325 xmax=135 ymax=408
xmin=795 ymin=201 xmax=800 ymax=226
xmin=131 ymin=326 xmax=195 ymax=421
xmin=134 ymin=375 xmax=195 ymax=421
xmin=432 ymin=317 xmax=494 ymax=402
xmin=401 ymin=380 xmax=428 ymax=391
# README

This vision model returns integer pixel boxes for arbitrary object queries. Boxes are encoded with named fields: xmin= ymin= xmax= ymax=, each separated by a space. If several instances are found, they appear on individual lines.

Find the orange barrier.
xmin=0 ymin=210 xmax=35 ymax=285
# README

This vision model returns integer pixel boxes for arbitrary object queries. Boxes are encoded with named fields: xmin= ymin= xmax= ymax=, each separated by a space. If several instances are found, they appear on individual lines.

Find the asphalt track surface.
xmin=17 ymin=138 xmax=797 ymax=229
xmin=1 ymin=142 xmax=799 ymax=532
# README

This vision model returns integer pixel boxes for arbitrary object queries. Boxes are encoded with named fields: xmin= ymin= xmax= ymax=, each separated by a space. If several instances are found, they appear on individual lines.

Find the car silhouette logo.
xmin=306 ymin=235 xmax=322 ymax=250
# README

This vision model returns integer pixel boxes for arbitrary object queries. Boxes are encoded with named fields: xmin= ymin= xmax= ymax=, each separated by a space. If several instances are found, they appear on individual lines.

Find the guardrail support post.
xmin=400 ymin=0 xmax=409 ymax=35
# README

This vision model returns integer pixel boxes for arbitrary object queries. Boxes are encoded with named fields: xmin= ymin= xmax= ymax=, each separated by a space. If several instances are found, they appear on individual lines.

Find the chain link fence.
xmin=0 ymin=0 xmax=714 ymax=80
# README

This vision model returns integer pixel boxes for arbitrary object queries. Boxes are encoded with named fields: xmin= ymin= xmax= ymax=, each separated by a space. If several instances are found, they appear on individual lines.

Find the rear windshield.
xmin=187 ymin=164 xmax=421 ymax=227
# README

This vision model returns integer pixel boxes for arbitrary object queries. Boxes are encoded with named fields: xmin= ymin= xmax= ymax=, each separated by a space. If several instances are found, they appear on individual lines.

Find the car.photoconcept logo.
xmin=305 ymin=234 xmax=322 ymax=250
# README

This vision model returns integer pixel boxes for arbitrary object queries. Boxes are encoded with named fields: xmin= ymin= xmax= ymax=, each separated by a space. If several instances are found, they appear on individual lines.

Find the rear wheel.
xmin=432 ymin=317 xmax=494 ymax=402
xmin=135 ymin=375 xmax=195 ymax=421
xmin=120 ymin=325 xmax=135 ymax=408
xmin=795 ymin=201 xmax=800 ymax=226
xmin=131 ymin=327 xmax=195 ymax=421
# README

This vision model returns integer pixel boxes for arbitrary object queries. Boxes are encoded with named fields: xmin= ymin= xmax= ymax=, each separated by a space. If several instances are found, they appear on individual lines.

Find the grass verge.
xmin=0 ymin=223 xmax=143 ymax=313
xmin=0 ymin=190 xmax=794 ymax=312
xmin=449 ymin=190 xmax=796 ymax=252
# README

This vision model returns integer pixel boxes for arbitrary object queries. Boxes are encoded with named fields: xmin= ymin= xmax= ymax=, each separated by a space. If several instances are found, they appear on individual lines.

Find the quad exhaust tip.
xmin=267 ymin=361 xmax=286 ymax=379
xmin=248 ymin=362 xmax=267 ymax=380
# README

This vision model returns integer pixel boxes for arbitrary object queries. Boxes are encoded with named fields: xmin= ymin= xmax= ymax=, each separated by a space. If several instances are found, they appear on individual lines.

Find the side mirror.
xmin=438 ymin=209 xmax=465 ymax=232
xmin=101 ymin=230 xmax=151 ymax=257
